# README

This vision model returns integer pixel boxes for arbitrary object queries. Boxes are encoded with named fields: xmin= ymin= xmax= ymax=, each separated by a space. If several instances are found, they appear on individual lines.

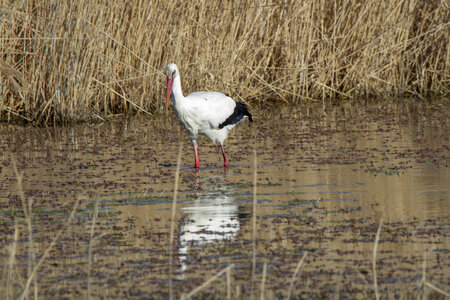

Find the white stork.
xmin=164 ymin=63 xmax=253 ymax=168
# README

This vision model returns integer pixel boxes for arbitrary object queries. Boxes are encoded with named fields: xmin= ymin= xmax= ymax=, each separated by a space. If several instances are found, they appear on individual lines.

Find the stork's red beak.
xmin=166 ymin=77 xmax=173 ymax=110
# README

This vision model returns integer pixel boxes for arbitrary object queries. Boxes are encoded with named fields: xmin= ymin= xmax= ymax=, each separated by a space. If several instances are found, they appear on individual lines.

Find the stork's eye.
xmin=172 ymin=70 xmax=176 ymax=77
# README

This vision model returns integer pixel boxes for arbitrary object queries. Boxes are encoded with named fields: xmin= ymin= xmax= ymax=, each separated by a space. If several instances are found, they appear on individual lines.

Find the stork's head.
xmin=165 ymin=63 xmax=178 ymax=110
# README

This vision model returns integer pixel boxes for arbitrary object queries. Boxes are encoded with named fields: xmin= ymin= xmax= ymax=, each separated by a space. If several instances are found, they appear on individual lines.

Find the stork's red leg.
xmin=221 ymin=145 xmax=228 ymax=168
xmin=193 ymin=140 xmax=200 ymax=168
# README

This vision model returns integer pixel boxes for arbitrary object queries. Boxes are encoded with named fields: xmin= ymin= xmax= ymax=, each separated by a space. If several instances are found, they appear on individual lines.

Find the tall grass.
xmin=0 ymin=0 xmax=448 ymax=123
xmin=7 ymin=158 xmax=80 ymax=299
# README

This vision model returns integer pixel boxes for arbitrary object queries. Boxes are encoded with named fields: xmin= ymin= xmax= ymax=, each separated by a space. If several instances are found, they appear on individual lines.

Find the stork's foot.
xmin=194 ymin=162 xmax=200 ymax=169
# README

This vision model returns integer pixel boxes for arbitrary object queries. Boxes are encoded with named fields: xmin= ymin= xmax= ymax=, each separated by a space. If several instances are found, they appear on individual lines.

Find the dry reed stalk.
xmin=420 ymin=249 xmax=450 ymax=298
xmin=184 ymin=264 xmax=235 ymax=299
xmin=0 ymin=0 xmax=448 ymax=124
xmin=286 ymin=252 xmax=308 ymax=300
xmin=372 ymin=219 xmax=383 ymax=300
xmin=226 ymin=265 xmax=231 ymax=300
xmin=260 ymin=262 xmax=267 ymax=300
xmin=87 ymin=198 xmax=99 ymax=300
xmin=6 ymin=223 xmax=20 ymax=300
xmin=421 ymin=250 xmax=427 ymax=300
xmin=251 ymin=148 xmax=258 ymax=299
xmin=424 ymin=282 xmax=450 ymax=298
xmin=11 ymin=159 xmax=38 ymax=299
xmin=168 ymin=141 xmax=183 ymax=300
xmin=19 ymin=199 xmax=80 ymax=300
xmin=28 ymin=199 xmax=38 ymax=300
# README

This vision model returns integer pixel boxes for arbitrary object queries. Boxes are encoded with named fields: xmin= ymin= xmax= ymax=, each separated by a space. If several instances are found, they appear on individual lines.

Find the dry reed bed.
xmin=0 ymin=0 xmax=449 ymax=124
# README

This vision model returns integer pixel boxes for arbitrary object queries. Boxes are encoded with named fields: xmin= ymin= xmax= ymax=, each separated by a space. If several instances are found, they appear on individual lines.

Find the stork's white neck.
xmin=171 ymin=75 xmax=184 ymax=105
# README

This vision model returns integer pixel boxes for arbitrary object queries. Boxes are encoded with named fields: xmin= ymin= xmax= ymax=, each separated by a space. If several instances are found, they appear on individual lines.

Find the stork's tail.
xmin=218 ymin=101 xmax=253 ymax=129
xmin=240 ymin=102 xmax=253 ymax=122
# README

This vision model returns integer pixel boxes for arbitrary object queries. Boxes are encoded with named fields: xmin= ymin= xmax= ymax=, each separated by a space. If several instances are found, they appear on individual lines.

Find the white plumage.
xmin=165 ymin=63 xmax=252 ymax=168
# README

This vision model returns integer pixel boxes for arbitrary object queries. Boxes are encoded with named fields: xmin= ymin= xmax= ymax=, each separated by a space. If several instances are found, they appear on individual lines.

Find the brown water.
xmin=0 ymin=100 xmax=448 ymax=299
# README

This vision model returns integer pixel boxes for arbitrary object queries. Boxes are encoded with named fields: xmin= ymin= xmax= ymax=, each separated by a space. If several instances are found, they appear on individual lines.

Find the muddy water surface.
xmin=0 ymin=100 xmax=448 ymax=299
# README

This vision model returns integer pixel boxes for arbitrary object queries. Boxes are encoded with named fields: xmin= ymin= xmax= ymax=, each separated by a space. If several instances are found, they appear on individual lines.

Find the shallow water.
xmin=0 ymin=99 xmax=448 ymax=299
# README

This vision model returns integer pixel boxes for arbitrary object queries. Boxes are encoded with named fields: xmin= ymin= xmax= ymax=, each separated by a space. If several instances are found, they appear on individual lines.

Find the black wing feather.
xmin=218 ymin=102 xmax=253 ymax=129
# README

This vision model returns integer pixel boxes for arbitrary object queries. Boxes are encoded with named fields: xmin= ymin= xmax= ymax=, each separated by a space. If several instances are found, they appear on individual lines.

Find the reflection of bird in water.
xmin=177 ymin=173 xmax=239 ymax=274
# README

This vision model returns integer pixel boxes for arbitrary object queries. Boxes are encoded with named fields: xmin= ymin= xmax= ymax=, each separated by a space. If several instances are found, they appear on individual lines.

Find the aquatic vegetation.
xmin=364 ymin=164 xmax=411 ymax=175
xmin=0 ymin=101 xmax=448 ymax=298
